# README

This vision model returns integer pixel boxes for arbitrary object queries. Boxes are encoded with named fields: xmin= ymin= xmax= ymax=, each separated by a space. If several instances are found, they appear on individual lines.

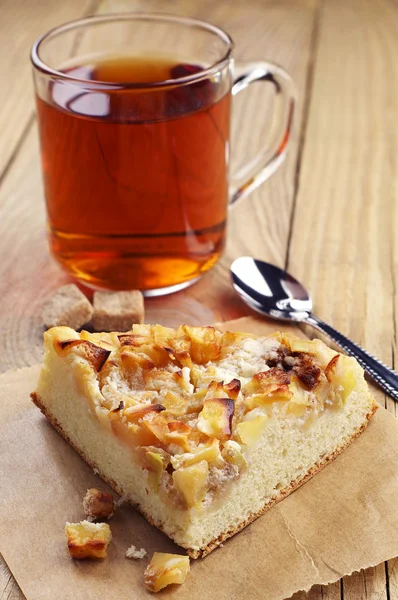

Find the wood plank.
xmin=288 ymin=0 xmax=398 ymax=402
xmin=389 ymin=558 xmax=398 ymax=600
xmin=0 ymin=556 xmax=24 ymax=600
xmin=343 ymin=564 xmax=389 ymax=600
xmin=291 ymin=582 xmax=341 ymax=600
xmin=287 ymin=0 xmax=398 ymax=598
xmin=291 ymin=565 xmax=392 ymax=600
xmin=0 ymin=0 xmax=97 ymax=178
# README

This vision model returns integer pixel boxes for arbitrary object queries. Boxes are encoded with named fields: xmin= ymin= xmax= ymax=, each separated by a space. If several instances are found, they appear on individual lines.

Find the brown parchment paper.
xmin=1 ymin=316 xmax=398 ymax=600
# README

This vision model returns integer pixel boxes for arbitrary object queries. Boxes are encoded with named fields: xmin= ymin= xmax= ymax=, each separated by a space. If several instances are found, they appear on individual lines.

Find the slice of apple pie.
xmin=32 ymin=324 xmax=376 ymax=558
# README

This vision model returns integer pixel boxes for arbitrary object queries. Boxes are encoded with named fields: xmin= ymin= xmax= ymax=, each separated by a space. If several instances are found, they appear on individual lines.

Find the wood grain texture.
xmin=343 ymin=564 xmax=389 ymax=600
xmin=291 ymin=582 xmax=341 ymax=600
xmin=288 ymin=0 xmax=398 ymax=598
xmin=0 ymin=557 xmax=24 ymax=600
xmin=389 ymin=558 xmax=398 ymax=599
xmin=0 ymin=0 xmax=97 ymax=178
xmin=288 ymin=0 xmax=398 ymax=403
xmin=0 ymin=0 xmax=397 ymax=598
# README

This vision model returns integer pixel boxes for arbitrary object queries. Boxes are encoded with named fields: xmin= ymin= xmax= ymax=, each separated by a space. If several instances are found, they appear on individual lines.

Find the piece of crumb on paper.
xmin=83 ymin=488 xmax=115 ymax=521
xmin=116 ymin=494 xmax=128 ymax=507
xmin=126 ymin=545 xmax=147 ymax=559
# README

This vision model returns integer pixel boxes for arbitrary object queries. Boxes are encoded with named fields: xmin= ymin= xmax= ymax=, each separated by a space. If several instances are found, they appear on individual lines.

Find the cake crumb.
xmin=83 ymin=488 xmax=115 ymax=520
xmin=92 ymin=290 xmax=144 ymax=332
xmin=126 ymin=544 xmax=147 ymax=559
xmin=144 ymin=553 xmax=190 ymax=592
xmin=42 ymin=284 xmax=93 ymax=330
xmin=65 ymin=520 xmax=112 ymax=559
xmin=116 ymin=494 xmax=129 ymax=507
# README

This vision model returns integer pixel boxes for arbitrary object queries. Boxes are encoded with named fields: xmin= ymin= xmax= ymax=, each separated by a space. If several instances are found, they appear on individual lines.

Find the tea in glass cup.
xmin=32 ymin=15 xmax=295 ymax=294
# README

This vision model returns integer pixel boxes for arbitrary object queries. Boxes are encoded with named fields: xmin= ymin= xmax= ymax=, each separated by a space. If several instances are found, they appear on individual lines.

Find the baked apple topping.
xmin=47 ymin=325 xmax=357 ymax=510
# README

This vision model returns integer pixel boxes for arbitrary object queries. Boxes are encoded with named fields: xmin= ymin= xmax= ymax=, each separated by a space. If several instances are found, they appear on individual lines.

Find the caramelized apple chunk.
xmin=57 ymin=339 xmax=111 ymax=372
xmin=221 ymin=440 xmax=247 ymax=469
xmin=144 ymin=553 xmax=190 ymax=592
xmin=138 ymin=446 xmax=170 ymax=471
xmin=326 ymin=354 xmax=358 ymax=404
xmin=161 ymin=391 xmax=188 ymax=416
xmin=172 ymin=460 xmax=209 ymax=508
xmin=164 ymin=421 xmax=192 ymax=451
xmin=123 ymin=403 xmax=166 ymax=421
xmin=287 ymin=376 xmax=310 ymax=416
xmin=137 ymin=447 xmax=170 ymax=491
xmin=223 ymin=378 xmax=241 ymax=400
xmin=182 ymin=325 xmax=221 ymax=364
xmin=170 ymin=439 xmax=221 ymax=470
xmin=197 ymin=397 xmax=235 ymax=441
xmin=243 ymin=368 xmax=291 ymax=396
xmin=65 ymin=521 xmax=112 ymax=559
xmin=236 ymin=412 xmax=269 ymax=446
xmin=281 ymin=334 xmax=337 ymax=370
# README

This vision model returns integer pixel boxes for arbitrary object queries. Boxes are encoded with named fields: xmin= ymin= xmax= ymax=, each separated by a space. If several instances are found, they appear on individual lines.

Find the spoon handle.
xmin=305 ymin=314 xmax=398 ymax=400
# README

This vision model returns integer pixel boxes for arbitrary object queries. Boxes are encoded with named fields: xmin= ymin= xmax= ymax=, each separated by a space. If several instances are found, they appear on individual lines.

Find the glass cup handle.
xmin=229 ymin=61 xmax=296 ymax=205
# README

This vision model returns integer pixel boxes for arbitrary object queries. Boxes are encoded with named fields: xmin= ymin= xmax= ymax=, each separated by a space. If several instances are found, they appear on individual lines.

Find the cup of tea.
xmin=31 ymin=14 xmax=295 ymax=295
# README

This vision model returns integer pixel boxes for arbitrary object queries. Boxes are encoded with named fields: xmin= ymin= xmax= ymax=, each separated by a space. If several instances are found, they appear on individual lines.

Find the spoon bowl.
xmin=230 ymin=256 xmax=398 ymax=400
xmin=231 ymin=257 xmax=312 ymax=321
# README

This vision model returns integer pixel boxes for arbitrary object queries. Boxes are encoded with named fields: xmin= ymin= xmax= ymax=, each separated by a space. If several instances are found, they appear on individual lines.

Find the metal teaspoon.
xmin=230 ymin=256 xmax=398 ymax=400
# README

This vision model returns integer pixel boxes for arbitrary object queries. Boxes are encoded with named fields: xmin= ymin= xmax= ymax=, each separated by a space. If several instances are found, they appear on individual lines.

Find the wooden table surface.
xmin=1 ymin=0 xmax=397 ymax=598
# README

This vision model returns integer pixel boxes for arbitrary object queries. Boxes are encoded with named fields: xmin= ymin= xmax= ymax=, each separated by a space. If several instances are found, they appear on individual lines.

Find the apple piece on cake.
xmin=32 ymin=324 xmax=377 ymax=558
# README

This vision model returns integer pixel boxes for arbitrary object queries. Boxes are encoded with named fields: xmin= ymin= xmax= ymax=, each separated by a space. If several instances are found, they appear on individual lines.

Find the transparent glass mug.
xmin=31 ymin=14 xmax=295 ymax=295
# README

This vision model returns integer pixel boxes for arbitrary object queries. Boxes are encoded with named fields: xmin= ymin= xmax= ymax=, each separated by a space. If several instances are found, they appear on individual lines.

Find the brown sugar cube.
xmin=83 ymin=488 xmax=115 ymax=520
xmin=92 ymin=290 xmax=144 ymax=332
xmin=42 ymin=284 xmax=93 ymax=330
xmin=65 ymin=521 xmax=112 ymax=559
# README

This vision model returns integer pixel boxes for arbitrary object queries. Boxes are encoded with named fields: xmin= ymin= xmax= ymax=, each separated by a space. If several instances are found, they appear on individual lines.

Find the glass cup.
xmin=31 ymin=14 xmax=295 ymax=295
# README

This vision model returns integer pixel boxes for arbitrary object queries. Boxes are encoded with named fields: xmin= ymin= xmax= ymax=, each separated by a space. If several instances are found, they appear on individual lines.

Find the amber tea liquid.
xmin=36 ymin=56 xmax=231 ymax=291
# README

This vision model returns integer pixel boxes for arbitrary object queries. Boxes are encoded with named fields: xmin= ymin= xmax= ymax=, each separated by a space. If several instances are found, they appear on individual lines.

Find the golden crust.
xmin=31 ymin=391 xmax=377 ymax=559
xmin=56 ymin=339 xmax=111 ymax=371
